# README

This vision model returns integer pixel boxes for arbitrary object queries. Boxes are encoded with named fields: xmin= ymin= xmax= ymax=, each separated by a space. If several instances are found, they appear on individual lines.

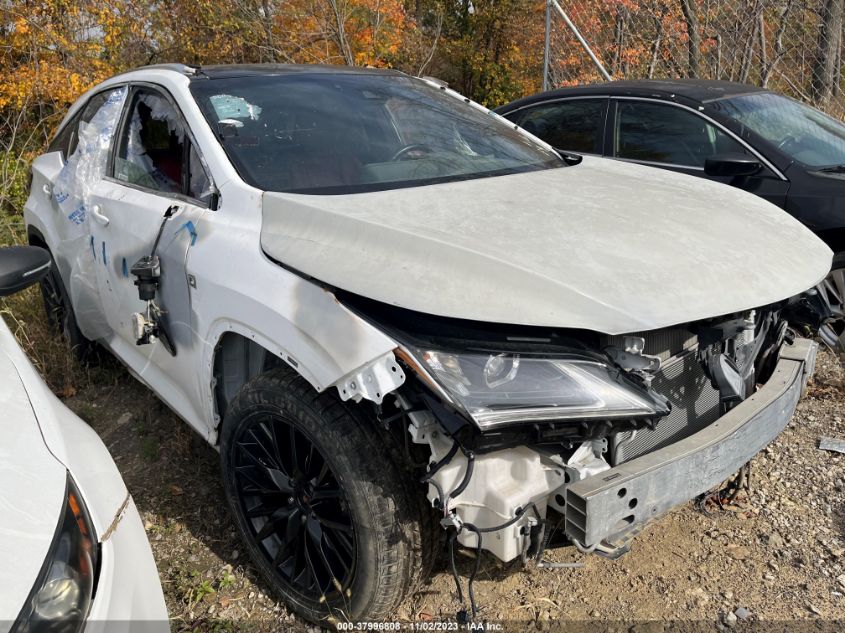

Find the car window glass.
xmin=189 ymin=74 xmax=562 ymax=195
xmin=48 ymin=91 xmax=112 ymax=159
xmin=509 ymin=99 xmax=606 ymax=153
xmin=614 ymin=101 xmax=747 ymax=168
xmin=114 ymin=89 xmax=186 ymax=194
xmin=51 ymin=86 xmax=127 ymax=227
xmin=718 ymin=92 xmax=845 ymax=168
xmin=187 ymin=143 xmax=213 ymax=204
xmin=48 ymin=110 xmax=82 ymax=158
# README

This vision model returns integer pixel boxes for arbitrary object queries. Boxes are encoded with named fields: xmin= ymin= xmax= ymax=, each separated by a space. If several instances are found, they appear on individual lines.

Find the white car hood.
xmin=261 ymin=156 xmax=832 ymax=334
xmin=0 ymin=349 xmax=66 ymax=620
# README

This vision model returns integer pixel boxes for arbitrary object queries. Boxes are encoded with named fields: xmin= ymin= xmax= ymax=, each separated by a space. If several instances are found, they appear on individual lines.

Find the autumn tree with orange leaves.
xmin=2 ymin=0 xmax=844 ymax=214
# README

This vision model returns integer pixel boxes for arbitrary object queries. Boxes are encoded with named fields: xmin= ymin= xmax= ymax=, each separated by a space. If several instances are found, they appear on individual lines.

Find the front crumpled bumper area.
xmin=565 ymin=337 xmax=817 ymax=550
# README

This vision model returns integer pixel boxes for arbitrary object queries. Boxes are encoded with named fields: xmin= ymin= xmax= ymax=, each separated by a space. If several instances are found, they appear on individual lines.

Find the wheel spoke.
xmin=267 ymin=419 xmax=288 ymax=476
xmin=263 ymin=467 xmax=294 ymax=493
xmin=255 ymin=506 xmax=298 ymax=542
xmin=236 ymin=442 xmax=267 ymax=470
xmin=302 ymin=538 xmax=323 ymax=593
xmin=235 ymin=465 xmax=280 ymax=495
xmin=271 ymin=538 xmax=294 ymax=568
xmin=314 ymin=460 xmax=330 ymax=487
xmin=321 ymin=527 xmax=352 ymax=577
xmin=252 ymin=424 xmax=284 ymax=471
xmin=270 ymin=509 xmax=303 ymax=567
xmin=317 ymin=517 xmax=354 ymax=534
xmin=325 ymin=525 xmax=355 ymax=559
xmin=289 ymin=425 xmax=301 ymax=477
xmin=237 ymin=444 xmax=294 ymax=493
xmin=304 ymin=441 xmax=317 ymax=478
xmin=306 ymin=515 xmax=348 ymax=581
xmin=249 ymin=428 xmax=278 ymax=468
xmin=311 ymin=487 xmax=343 ymax=502
xmin=245 ymin=501 xmax=284 ymax=518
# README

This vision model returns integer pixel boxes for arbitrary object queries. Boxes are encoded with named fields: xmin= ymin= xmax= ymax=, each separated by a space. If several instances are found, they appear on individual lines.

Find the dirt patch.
xmin=60 ymin=349 xmax=845 ymax=631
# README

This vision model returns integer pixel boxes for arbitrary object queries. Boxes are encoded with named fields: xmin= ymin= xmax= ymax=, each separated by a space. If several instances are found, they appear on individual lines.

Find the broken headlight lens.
xmin=13 ymin=474 xmax=98 ymax=633
xmin=416 ymin=349 xmax=665 ymax=430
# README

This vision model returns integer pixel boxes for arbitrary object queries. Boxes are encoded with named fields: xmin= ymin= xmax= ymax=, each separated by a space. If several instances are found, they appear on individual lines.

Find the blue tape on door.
xmin=177 ymin=221 xmax=198 ymax=246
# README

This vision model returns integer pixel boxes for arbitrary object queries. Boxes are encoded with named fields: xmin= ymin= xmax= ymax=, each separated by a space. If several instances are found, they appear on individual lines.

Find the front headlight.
xmin=13 ymin=474 xmax=98 ymax=633
xmin=411 ymin=348 xmax=667 ymax=430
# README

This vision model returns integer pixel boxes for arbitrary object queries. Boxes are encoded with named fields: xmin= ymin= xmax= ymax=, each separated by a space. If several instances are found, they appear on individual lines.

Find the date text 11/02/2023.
xmin=335 ymin=622 xmax=505 ymax=631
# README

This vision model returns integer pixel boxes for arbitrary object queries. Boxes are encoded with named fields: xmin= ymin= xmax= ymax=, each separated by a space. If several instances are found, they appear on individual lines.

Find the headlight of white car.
xmin=13 ymin=474 xmax=98 ymax=633
xmin=410 ymin=348 xmax=668 ymax=430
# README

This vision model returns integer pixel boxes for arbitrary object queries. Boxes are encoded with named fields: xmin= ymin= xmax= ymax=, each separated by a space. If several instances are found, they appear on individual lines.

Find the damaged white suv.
xmin=25 ymin=63 xmax=833 ymax=624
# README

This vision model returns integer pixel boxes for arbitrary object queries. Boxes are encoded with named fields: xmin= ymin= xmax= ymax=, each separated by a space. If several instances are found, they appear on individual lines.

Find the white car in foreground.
xmin=24 ymin=63 xmax=834 ymax=624
xmin=0 ymin=246 xmax=167 ymax=632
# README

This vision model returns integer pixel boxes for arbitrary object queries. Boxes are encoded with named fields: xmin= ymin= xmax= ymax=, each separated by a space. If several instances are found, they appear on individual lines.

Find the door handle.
xmin=90 ymin=204 xmax=110 ymax=227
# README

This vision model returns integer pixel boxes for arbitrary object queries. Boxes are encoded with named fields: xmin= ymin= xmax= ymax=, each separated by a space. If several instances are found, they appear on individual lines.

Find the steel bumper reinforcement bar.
xmin=565 ymin=337 xmax=818 ymax=549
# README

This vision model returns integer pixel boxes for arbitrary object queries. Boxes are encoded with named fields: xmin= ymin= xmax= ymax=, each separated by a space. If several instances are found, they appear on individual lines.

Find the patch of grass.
xmin=193 ymin=579 xmax=216 ymax=603
xmin=0 ymin=209 xmax=124 ymax=395
xmin=71 ymin=401 xmax=98 ymax=422
xmin=218 ymin=568 xmax=236 ymax=590
xmin=140 ymin=435 xmax=160 ymax=462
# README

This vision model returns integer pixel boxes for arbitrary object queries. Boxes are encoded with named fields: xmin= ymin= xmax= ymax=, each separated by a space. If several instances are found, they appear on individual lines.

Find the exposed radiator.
xmin=610 ymin=349 xmax=721 ymax=465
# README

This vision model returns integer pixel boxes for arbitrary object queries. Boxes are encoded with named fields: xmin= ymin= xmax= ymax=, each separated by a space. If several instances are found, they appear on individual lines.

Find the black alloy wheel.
xmin=220 ymin=368 xmax=431 ymax=623
xmin=233 ymin=413 xmax=356 ymax=601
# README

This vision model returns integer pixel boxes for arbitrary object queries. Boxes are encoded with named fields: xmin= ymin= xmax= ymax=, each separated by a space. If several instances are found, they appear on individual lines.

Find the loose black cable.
xmin=445 ymin=450 xmax=474 ymax=504
xmin=420 ymin=440 xmax=459 ymax=482
xmin=461 ymin=523 xmax=484 ymax=618
xmin=420 ymin=441 xmax=461 ymax=515
xmin=447 ymin=503 xmax=544 ymax=621
xmin=447 ymin=530 xmax=464 ymax=606
xmin=427 ymin=478 xmax=447 ymax=515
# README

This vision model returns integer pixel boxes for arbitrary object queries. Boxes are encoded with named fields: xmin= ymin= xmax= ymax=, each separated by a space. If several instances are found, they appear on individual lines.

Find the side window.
xmin=48 ymin=91 xmax=113 ymax=159
xmin=614 ymin=101 xmax=748 ymax=168
xmin=48 ymin=111 xmax=83 ymax=158
xmin=187 ymin=143 xmax=213 ymax=205
xmin=51 ymin=86 xmax=127 ymax=228
xmin=509 ymin=99 xmax=607 ymax=153
xmin=114 ymin=89 xmax=186 ymax=194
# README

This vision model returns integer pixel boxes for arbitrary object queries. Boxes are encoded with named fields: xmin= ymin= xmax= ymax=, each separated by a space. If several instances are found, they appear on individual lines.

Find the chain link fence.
xmin=544 ymin=0 xmax=845 ymax=115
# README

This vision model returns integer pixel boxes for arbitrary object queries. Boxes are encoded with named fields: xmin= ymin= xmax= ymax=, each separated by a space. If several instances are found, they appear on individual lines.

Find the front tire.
xmin=220 ymin=368 xmax=425 ymax=624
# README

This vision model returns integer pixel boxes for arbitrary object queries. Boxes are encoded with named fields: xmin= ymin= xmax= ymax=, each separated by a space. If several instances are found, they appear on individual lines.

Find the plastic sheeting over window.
xmin=53 ymin=86 xmax=127 ymax=231
xmin=51 ymin=86 xmax=128 ymax=341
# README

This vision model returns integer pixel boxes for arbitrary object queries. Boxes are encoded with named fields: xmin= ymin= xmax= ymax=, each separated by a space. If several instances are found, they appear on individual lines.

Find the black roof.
xmin=496 ymin=79 xmax=771 ymax=112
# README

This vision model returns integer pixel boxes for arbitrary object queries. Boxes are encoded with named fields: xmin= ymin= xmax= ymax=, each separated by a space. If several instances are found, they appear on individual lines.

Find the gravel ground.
xmin=59 ymin=348 xmax=845 ymax=632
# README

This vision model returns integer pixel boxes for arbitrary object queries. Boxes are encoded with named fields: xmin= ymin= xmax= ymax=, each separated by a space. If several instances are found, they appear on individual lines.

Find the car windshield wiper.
xmin=816 ymin=164 xmax=845 ymax=173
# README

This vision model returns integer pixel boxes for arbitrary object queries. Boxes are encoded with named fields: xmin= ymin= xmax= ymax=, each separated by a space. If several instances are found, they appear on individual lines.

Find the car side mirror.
xmin=704 ymin=153 xmax=762 ymax=178
xmin=0 ymin=246 xmax=51 ymax=297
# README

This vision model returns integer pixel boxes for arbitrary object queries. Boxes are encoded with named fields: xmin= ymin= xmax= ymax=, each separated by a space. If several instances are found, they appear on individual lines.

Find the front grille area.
xmin=604 ymin=328 xmax=698 ymax=362
xmin=611 ymin=350 xmax=721 ymax=464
